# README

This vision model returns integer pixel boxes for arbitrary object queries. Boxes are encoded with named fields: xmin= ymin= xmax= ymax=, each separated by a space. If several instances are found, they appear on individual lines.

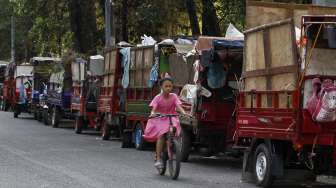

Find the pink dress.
xmin=143 ymin=93 xmax=182 ymax=142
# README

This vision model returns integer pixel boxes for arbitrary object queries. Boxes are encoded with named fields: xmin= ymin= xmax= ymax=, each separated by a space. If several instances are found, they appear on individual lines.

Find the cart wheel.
xmin=134 ymin=123 xmax=145 ymax=150
xmin=14 ymin=111 xmax=19 ymax=118
xmin=253 ymin=144 xmax=274 ymax=187
xmin=33 ymin=111 xmax=38 ymax=120
xmin=51 ymin=107 xmax=60 ymax=128
xmin=1 ymin=100 xmax=5 ymax=111
xmin=181 ymin=128 xmax=191 ymax=162
xmin=101 ymin=118 xmax=111 ymax=140
xmin=38 ymin=111 xmax=43 ymax=122
xmin=75 ymin=116 xmax=83 ymax=134
xmin=121 ymin=131 xmax=133 ymax=148
xmin=43 ymin=109 xmax=50 ymax=125
xmin=13 ymin=106 xmax=19 ymax=118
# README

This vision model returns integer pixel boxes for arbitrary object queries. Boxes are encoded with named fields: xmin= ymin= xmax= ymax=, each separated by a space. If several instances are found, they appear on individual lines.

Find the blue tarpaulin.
xmin=213 ymin=39 xmax=244 ymax=50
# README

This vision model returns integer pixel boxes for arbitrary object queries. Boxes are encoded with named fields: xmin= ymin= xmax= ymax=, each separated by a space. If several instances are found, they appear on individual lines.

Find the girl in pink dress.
xmin=143 ymin=78 xmax=187 ymax=169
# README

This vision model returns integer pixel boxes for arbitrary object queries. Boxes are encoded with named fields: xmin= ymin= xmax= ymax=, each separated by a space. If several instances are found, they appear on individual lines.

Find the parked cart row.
xmin=2 ymin=3 xmax=336 ymax=186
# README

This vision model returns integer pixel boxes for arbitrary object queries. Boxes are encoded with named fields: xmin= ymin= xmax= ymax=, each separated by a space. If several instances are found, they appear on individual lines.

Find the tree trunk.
xmin=201 ymin=0 xmax=221 ymax=36
xmin=68 ymin=0 xmax=98 ymax=55
xmin=121 ymin=0 xmax=128 ymax=41
xmin=185 ymin=0 xmax=200 ymax=36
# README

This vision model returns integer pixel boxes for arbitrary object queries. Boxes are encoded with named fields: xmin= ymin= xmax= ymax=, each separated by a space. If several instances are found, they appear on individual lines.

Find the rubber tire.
xmin=43 ymin=109 xmax=50 ymax=125
xmin=51 ymin=107 xmax=60 ymax=128
xmin=121 ymin=132 xmax=133 ymax=148
xmin=14 ymin=111 xmax=19 ymax=118
xmin=37 ymin=111 xmax=43 ymax=122
xmin=180 ymin=128 xmax=191 ymax=162
xmin=253 ymin=144 xmax=274 ymax=187
xmin=168 ymin=139 xmax=182 ymax=180
xmin=158 ymin=152 xmax=168 ymax=176
xmin=101 ymin=118 xmax=111 ymax=140
xmin=2 ymin=100 xmax=5 ymax=111
xmin=134 ymin=123 xmax=145 ymax=150
xmin=75 ymin=116 xmax=83 ymax=134
xmin=33 ymin=111 xmax=38 ymax=120
xmin=13 ymin=106 xmax=19 ymax=118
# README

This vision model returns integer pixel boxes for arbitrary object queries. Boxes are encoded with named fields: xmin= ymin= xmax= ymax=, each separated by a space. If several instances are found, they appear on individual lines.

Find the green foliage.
xmin=0 ymin=0 xmax=314 ymax=62
xmin=215 ymin=0 xmax=245 ymax=32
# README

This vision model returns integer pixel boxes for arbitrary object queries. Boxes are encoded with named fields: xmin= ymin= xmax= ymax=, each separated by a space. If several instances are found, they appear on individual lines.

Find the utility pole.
xmin=11 ymin=16 xmax=15 ymax=63
xmin=105 ymin=0 xmax=116 ymax=47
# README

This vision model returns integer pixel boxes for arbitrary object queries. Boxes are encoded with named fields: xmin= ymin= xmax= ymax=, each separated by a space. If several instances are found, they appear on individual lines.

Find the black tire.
xmin=43 ymin=109 xmax=50 ymax=125
xmin=75 ymin=116 xmax=83 ymax=134
xmin=180 ymin=128 xmax=191 ymax=162
xmin=168 ymin=139 xmax=182 ymax=180
xmin=37 ymin=110 xmax=43 ymax=122
xmin=158 ymin=151 xmax=168 ymax=176
xmin=121 ymin=131 xmax=133 ymax=148
xmin=253 ymin=144 xmax=274 ymax=187
xmin=101 ymin=118 xmax=111 ymax=140
xmin=0 ymin=100 xmax=4 ymax=111
xmin=51 ymin=107 xmax=60 ymax=128
xmin=134 ymin=123 xmax=145 ymax=150
xmin=13 ymin=106 xmax=19 ymax=118
xmin=33 ymin=111 xmax=38 ymax=120
xmin=14 ymin=111 xmax=19 ymax=118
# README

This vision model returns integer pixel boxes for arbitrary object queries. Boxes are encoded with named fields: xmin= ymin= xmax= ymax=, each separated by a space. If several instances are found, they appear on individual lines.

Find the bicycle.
xmin=149 ymin=113 xmax=182 ymax=180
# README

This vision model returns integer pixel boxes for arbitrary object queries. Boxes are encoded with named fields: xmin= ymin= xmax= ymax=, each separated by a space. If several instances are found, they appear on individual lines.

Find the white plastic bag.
xmin=141 ymin=35 xmax=157 ymax=46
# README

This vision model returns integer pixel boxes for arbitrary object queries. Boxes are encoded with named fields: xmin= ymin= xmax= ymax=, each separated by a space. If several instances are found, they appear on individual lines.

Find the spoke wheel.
xmin=168 ymin=139 xmax=181 ymax=180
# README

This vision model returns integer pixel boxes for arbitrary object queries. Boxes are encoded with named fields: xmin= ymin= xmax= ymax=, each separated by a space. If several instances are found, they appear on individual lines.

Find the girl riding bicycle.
xmin=143 ymin=77 xmax=188 ymax=169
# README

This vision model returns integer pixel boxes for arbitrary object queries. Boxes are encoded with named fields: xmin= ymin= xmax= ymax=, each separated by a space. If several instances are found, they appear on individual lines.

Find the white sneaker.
xmin=154 ymin=161 xmax=163 ymax=169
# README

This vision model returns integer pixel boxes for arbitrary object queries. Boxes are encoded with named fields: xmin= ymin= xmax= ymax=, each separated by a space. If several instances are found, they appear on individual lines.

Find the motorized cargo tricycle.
xmin=179 ymin=36 xmax=244 ymax=161
xmin=13 ymin=64 xmax=33 ymax=118
xmin=236 ymin=16 xmax=336 ymax=187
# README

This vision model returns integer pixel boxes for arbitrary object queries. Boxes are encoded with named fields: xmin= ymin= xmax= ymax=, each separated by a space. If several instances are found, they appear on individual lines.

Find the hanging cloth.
xmin=120 ymin=47 xmax=131 ymax=88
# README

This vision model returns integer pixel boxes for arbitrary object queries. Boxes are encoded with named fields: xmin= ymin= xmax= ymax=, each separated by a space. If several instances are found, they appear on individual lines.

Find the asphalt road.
xmin=0 ymin=111 xmax=335 ymax=188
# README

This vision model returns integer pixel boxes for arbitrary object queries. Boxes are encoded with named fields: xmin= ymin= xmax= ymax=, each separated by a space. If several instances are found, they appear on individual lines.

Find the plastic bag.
xmin=140 ymin=35 xmax=157 ymax=46
xmin=312 ymin=82 xmax=336 ymax=122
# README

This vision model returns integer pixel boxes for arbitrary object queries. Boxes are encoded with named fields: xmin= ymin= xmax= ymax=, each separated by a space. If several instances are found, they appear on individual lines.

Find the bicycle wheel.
xmin=168 ymin=139 xmax=182 ymax=180
xmin=158 ymin=151 xmax=168 ymax=175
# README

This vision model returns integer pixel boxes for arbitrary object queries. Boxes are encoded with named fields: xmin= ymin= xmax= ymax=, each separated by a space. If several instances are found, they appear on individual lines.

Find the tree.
xmin=202 ymin=0 xmax=221 ymax=36
xmin=216 ymin=0 xmax=245 ymax=32
xmin=185 ymin=0 xmax=201 ymax=36
xmin=68 ymin=0 xmax=98 ymax=55
xmin=121 ymin=0 xmax=128 ymax=41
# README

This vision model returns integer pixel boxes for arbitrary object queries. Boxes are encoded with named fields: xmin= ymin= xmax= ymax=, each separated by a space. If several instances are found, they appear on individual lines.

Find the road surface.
xmin=0 ymin=112 xmax=334 ymax=188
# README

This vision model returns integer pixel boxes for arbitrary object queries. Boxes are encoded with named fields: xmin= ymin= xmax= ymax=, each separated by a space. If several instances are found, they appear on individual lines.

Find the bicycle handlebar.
xmin=148 ymin=113 xmax=179 ymax=119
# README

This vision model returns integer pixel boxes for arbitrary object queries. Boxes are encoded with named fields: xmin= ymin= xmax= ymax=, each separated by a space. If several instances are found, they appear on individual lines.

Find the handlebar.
xmin=149 ymin=113 xmax=179 ymax=119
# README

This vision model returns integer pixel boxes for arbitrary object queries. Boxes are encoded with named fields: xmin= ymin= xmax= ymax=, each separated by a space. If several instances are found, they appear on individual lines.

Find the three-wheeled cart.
xmin=71 ymin=57 xmax=104 ymax=134
xmin=13 ymin=64 xmax=33 ymax=118
xmin=97 ymin=49 xmax=123 ymax=140
xmin=2 ymin=62 xmax=15 ymax=111
xmin=44 ymin=61 xmax=73 ymax=127
xmin=29 ymin=57 xmax=61 ymax=121
xmin=236 ymin=16 xmax=336 ymax=187
xmin=118 ymin=42 xmax=195 ymax=149
xmin=179 ymin=36 xmax=244 ymax=161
